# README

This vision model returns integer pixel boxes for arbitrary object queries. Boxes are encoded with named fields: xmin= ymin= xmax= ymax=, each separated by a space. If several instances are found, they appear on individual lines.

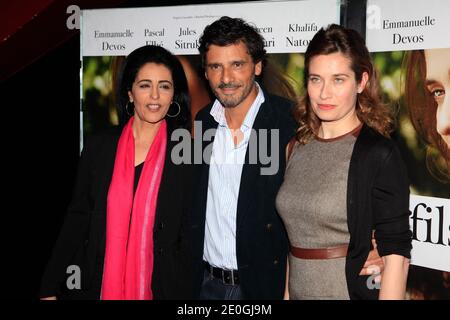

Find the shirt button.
xmin=159 ymin=248 xmax=164 ymax=255
xmin=266 ymin=223 xmax=272 ymax=230
xmin=273 ymin=259 xmax=279 ymax=265
xmin=159 ymin=222 xmax=164 ymax=230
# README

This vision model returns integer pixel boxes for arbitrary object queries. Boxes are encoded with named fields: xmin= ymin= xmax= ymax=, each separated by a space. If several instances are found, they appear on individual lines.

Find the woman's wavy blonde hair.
xmin=294 ymin=24 xmax=393 ymax=145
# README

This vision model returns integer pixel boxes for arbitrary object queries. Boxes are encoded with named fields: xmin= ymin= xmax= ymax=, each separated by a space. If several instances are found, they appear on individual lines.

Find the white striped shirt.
xmin=203 ymin=83 xmax=265 ymax=270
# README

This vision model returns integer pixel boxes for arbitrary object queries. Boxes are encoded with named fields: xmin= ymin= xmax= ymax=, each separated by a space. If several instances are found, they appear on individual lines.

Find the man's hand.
xmin=359 ymin=237 xmax=384 ymax=284
xmin=40 ymin=296 xmax=57 ymax=300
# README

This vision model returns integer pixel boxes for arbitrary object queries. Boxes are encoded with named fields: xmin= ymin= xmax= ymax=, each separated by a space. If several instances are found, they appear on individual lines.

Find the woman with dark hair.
xmin=276 ymin=24 xmax=412 ymax=299
xmin=404 ymin=48 xmax=450 ymax=182
xmin=40 ymin=45 xmax=193 ymax=300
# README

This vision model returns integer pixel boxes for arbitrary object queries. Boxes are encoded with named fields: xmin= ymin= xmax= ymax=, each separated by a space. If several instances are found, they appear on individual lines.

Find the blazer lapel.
xmin=236 ymin=95 xmax=274 ymax=232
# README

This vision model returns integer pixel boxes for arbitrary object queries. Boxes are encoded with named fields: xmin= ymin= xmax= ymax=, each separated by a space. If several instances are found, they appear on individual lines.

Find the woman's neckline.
xmin=135 ymin=161 xmax=144 ymax=168
xmin=314 ymin=123 xmax=363 ymax=143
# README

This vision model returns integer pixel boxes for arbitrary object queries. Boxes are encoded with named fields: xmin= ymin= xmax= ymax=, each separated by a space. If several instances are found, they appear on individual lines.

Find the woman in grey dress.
xmin=276 ymin=24 xmax=412 ymax=300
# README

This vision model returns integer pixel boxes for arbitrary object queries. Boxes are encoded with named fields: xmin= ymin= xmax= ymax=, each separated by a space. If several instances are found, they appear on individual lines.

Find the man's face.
xmin=204 ymin=42 xmax=262 ymax=109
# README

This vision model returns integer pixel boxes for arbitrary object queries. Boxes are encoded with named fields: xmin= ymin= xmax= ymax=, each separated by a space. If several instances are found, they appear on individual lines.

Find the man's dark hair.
xmin=198 ymin=16 xmax=266 ymax=67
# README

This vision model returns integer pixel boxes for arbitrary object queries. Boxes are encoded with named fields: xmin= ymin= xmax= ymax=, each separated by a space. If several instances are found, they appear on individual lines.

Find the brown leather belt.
xmin=290 ymin=245 xmax=348 ymax=259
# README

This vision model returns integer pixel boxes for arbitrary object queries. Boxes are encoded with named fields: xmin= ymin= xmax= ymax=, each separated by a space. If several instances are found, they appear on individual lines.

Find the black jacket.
xmin=345 ymin=124 xmax=412 ymax=299
xmin=40 ymin=124 xmax=193 ymax=299
xmin=190 ymin=92 xmax=297 ymax=300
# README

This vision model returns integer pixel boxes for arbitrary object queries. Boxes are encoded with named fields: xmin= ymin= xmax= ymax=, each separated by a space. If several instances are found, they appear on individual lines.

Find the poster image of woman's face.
xmin=424 ymin=48 xmax=450 ymax=150
xmin=404 ymin=49 xmax=450 ymax=181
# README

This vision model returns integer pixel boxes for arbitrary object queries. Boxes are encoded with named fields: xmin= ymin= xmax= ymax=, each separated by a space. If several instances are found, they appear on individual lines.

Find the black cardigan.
xmin=40 ymin=125 xmax=193 ymax=299
xmin=345 ymin=124 xmax=412 ymax=299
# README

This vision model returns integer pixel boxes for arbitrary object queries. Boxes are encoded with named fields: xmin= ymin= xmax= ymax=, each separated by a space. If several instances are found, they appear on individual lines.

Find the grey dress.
xmin=276 ymin=128 xmax=360 ymax=300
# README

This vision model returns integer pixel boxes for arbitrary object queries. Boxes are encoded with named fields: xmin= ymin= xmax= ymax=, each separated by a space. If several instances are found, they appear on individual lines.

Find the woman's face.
xmin=307 ymin=52 xmax=367 ymax=128
xmin=128 ymin=62 xmax=174 ymax=124
xmin=425 ymin=48 xmax=450 ymax=149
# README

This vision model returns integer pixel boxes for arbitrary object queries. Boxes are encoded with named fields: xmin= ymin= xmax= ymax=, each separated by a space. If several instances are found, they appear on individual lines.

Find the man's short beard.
xmin=215 ymin=73 xmax=256 ymax=109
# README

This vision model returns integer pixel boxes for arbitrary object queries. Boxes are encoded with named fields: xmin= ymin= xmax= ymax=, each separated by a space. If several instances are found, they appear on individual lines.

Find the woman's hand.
xmin=284 ymin=257 xmax=290 ymax=300
xmin=359 ymin=237 xmax=384 ymax=285
xmin=379 ymin=254 xmax=410 ymax=300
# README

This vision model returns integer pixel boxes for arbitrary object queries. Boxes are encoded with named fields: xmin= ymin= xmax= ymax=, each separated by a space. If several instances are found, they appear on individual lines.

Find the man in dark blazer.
xmin=190 ymin=16 xmax=296 ymax=300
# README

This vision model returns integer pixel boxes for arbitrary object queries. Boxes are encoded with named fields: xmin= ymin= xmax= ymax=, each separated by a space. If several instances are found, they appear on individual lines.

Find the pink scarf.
xmin=101 ymin=118 xmax=167 ymax=300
